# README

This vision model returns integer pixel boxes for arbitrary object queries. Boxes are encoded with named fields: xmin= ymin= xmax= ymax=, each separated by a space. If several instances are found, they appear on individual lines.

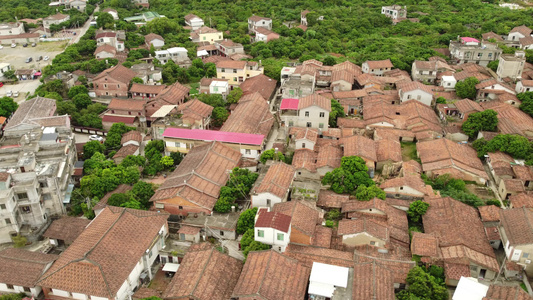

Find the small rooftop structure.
xmin=308 ymin=262 xmax=350 ymax=298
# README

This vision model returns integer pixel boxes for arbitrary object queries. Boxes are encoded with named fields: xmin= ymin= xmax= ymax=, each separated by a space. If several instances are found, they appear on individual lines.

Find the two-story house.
xmin=0 ymin=22 xmax=25 ymax=36
xmin=497 ymin=51 xmax=526 ymax=81
xmin=215 ymin=39 xmax=244 ymax=57
xmin=248 ymin=15 xmax=272 ymax=33
xmin=499 ymin=208 xmax=533 ymax=276
xmin=254 ymin=208 xmax=291 ymax=252
xmin=38 ymin=207 xmax=169 ymax=300
xmin=411 ymin=59 xmax=453 ymax=83
xmin=0 ymin=97 xmax=76 ymax=244
xmin=297 ymin=93 xmax=331 ymax=129
xmin=398 ymin=81 xmax=434 ymax=107
xmin=190 ymin=26 xmax=223 ymax=44
xmin=300 ymin=10 xmax=310 ymax=26
xmin=215 ymin=60 xmax=264 ymax=86
xmin=449 ymin=37 xmax=502 ymax=67
xmin=154 ymin=47 xmax=191 ymax=68
xmin=516 ymin=80 xmax=533 ymax=93
xmin=362 ymin=59 xmax=394 ymax=76
xmin=253 ymin=27 xmax=280 ymax=43
xmin=102 ymin=98 xmax=146 ymax=130
xmin=507 ymin=25 xmax=532 ymax=42
xmin=184 ymin=14 xmax=204 ymax=30
xmin=93 ymin=65 xmax=136 ymax=98
xmin=381 ymin=5 xmax=407 ymax=20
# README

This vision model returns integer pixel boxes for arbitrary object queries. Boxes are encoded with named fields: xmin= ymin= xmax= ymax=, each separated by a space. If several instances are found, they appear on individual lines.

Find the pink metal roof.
xmin=461 ymin=37 xmax=480 ymax=43
xmin=280 ymin=98 xmax=299 ymax=110
xmin=163 ymin=128 xmax=265 ymax=145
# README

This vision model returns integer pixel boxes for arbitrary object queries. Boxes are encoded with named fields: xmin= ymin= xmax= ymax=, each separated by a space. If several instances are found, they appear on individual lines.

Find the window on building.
xmin=5 ymin=218 xmax=11 ymax=225
xmin=104 ymin=84 xmax=107 ymax=88
xmin=305 ymin=111 xmax=309 ymax=117
xmin=257 ymin=230 xmax=264 ymax=237
xmin=319 ymin=112 xmax=325 ymax=118
xmin=407 ymin=95 xmax=411 ymax=100
xmin=245 ymin=149 xmax=251 ymax=154
xmin=478 ymin=53 xmax=483 ymax=58
xmin=0 ymin=204 xmax=5 ymax=210
xmin=370 ymin=241 xmax=376 ymax=245
xmin=6 ymin=284 xmax=13 ymax=290
xmin=302 ymin=143 xmax=306 ymax=148
xmin=21 ymin=206 xmax=31 ymax=214
xmin=220 ymin=231 xmax=224 ymax=236
xmin=221 ymin=68 xmax=225 ymax=72
xmin=43 ymin=194 xmax=52 ymax=201
xmin=40 ymin=181 xmax=48 ymax=188
xmin=214 ymin=87 xmax=218 ymax=92
xmin=277 ymin=233 xmax=284 ymax=241
xmin=179 ymin=206 xmax=183 ymax=209
xmin=233 ymin=77 xmax=237 ymax=82
xmin=319 ymin=123 xmax=324 ymax=128
xmin=17 ymin=193 xmax=28 ymax=200
xmin=203 ymin=36 xmax=206 ymax=40
xmin=289 ymin=121 xmax=294 ymax=126
xmin=524 ymin=253 xmax=530 ymax=258
xmin=233 ymin=69 xmax=237 ymax=73
xmin=306 ymin=122 xmax=311 ymax=127
xmin=23 ymin=287 xmax=30 ymax=292
xmin=417 ymin=95 xmax=421 ymax=100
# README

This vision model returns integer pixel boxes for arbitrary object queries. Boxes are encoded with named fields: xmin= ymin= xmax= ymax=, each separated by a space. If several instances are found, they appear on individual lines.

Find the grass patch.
xmin=520 ymin=282 xmax=527 ymax=292
xmin=401 ymin=142 xmax=420 ymax=163
xmin=188 ymin=82 xmax=200 ymax=95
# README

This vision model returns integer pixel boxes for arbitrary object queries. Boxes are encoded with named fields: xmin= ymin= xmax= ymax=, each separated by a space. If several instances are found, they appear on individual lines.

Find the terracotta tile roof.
xmin=513 ymin=165 xmax=533 ymax=181
xmin=341 ymin=135 xmax=377 ymax=161
xmin=95 ymin=44 xmax=116 ymax=55
xmin=4 ymin=96 xmax=56 ymax=131
xmin=292 ymin=148 xmax=317 ymax=173
xmin=380 ymin=175 xmax=430 ymax=196
xmin=202 ymin=55 xmax=231 ymax=64
xmin=500 ymin=208 xmax=533 ymax=245
xmin=30 ymin=115 xmax=70 ymax=129
xmin=402 ymin=160 xmax=422 ymax=176
xmin=177 ymin=225 xmax=201 ymax=235
xmin=163 ymin=243 xmax=242 ymax=300
xmin=317 ymin=190 xmax=350 ymax=209
xmin=178 ymin=99 xmax=214 ymax=124
xmin=216 ymin=60 xmax=247 ymax=69
xmin=503 ymin=179 xmax=526 ymax=192
xmin=352 ymin=246 xmax=415 ymax=284
xmin=417 ymin=138 xmax=488 ymax=179
xmin=95 ymin=32 xmax=116 ymax=39
xmin=302 ymin=59 xmax=323 ymax=67
xmin=289 ymin=127 xmax=318 ymax=143
xmin=146 ymin=81 xmax=190 ymax=115
xmin=331 ymin=70 xmax=354 ymax=84
xmin=194 ymin=26 xmax=220 ymax=34
xmin=423 ymin=197 xmax=498 ymax=270
xmin=108 ymin=98 xmax=145 ymax=111
xmin=94 ymin=64 xmax=136 ymax=84
xmin=520 ymin=35 xmax=533 ymax=47
xmin=444 ymin=261 xmax=470 ymax=280
xmin=285 ymin=243 xmax=354 ymax=268
xmin=316 ymin=144 xmax=342 ymax=170
xmin=0 ymin=248 xmax=59 ymax=288
xmin=253 ymin=162 xmax=294 ymax=198
xmin=352 ymin=261 xmax=395 ymax=300
xmin=93 ymin=184 xmax=134 ymax=211
xmin=454 ymin=98 xmax=483 ymax=114
xmin=39 ymin=207 xmax=169 ymax=298
xmin=43 ymin=217 xmax=91 ymax=243
xmin=333 ymin=60 xmax=362 ymax=76
xmin=374 ymin=128 xmax=415 ymax=142
xmin=221 ymin=92 xmax=274 ymax=137
xmin=312 ymin=225 xmax=332 ymax=248
xmin=365 ymin=59 xmax=394 ymax=70
xmin=488 ymin=151 xmax=514 ymax=164
xmin=248 ymin=15 xmax=271 ymax=22
xmin=510 ymin=193 xmax=533 ymax=208
xmin=337 ymin=118 xmax=366 ymax=129
xmin=321 ymin=128 xmax=341 ymax=139
xmin=113 ymin=144 xmax=139 ymax=158
xmin=272 ymin=200 xmax=320 ymax=237
xmin=485 ymin=226 xmax=501 ymax=241
xmin=151 ymin=141 xmax=241 ymax=211
xmin=333 ymin=89 xmax=367 ymax=100
xmin=375 ymin=139 xmax=402 ymax=163
xmin=102 ymin=115 xmax=136 ymax=124
xmin=232 ymin=250 xmax=310 ymax=300
xmin=121 ymin=130 xmax=142 ymax=145
xmin=398 ymin=81 xmax=434 ymax=95
xmin=298 ymin=93 xmax=331 ymax=111
xmin=337 ymin=218 xmax=389 ymax=241
xmin=492 ymin=161 xmax=514 ymax=178
xmin=144 ymin=33 xmax=163 ymax=43
xmin=184 ymin=13 xmax=201 ymax=22
xmin=510 ymin=25 xmax=533 ymax=36
xmin=482 ymin=31 xmax=504 ymax=41
xmin=133 ymin=287 xmax=161 ymax=299
xmin=129 ymin=83 xmax=166 ymax=95
xmin=255 ymin=209 xmax=291 ymax=233
xmin=0 ymin=172 xmax=10 ymax=182
xmin=411 ymin=232 xmax=439 ymax=257
xmin=478 ymin=205 xmax=501 ymax=222
xmin=239 ymin=74 xmax=277 ymax=100
xmin=484 ymin=284 xmax=533 ymax=300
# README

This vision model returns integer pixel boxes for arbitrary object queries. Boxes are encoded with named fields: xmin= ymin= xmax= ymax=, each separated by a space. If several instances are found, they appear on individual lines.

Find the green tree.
xmin=131 ymin=77 xmax=143 ymax=84
xmin=0 ymin=97 xmax=18 ymax=118
xmin=96 ymin=12 xmax=115 ymax=29
xmin=68 ymin=85 xmax=89 ymax=99
xmin=487 ymin=60 xmax=499 ymax=72
xmin=518 ymin=92 xmax=533 ymax=117
xmin=323 ymin=56 xmax=336 ymax=66
xmin=354 ymin=185 xmax=386 ymax=201
xmin=11 ymin=235 xmax=27 ymax=248
xmin=83 ymin=140 xmax=105 ymax=160
xmin=213 ymin=196 xmax=233 ymax=213
xmin=240 ymin=228 xmax=255 ymax=249
xmin=237 ymin=207 xmax=258 ymax=234
xmin=120 ymin=155 xmax=146 ymax=168
xmin=407 ymin=200 xmax=430 ymax=223
xmin=436 ymin=97 xmax=446 ymax=104
xmin=105 ymin=123 xmax=134 ymax=151
xmin=226 ymin=87 xmax=243 ymax=104
xmin=322 ymin=156 xmax=375 ymax=194
xmin=461 ymin=109 xmax=498 ymax=139
xmin=455 ymin=77 xmax=479 ymax=99
xmin=243 ymin=241 xmax=270 ymax=257
xmin=211 ymin=107 xmax=229 ymax=127
xmin=72 ymin=93 xmax=92 ymax=110
xmin=130 ymin=181 xmax=155 ymax=208
xmin=259 ymin=149 xmax=286 ymax=164
xmin=397 ymin=266 xmax=448 ymax=300
xmin=160 ymin=156 xmax=174 ymax=169
xmin=169 ymin=152 xmax=184 ymax=166
xmin=107 ymin=193 xmax=131 ymax=207
xmin=329 ymin=99 xmax=345 ymax=128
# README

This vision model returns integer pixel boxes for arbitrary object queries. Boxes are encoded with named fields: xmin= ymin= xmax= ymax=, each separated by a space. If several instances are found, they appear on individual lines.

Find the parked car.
xmin=89 ymin=135 xmax=105 ymax=142
xmin=6 ymin=91 xmax=12 ymax=97
xmin=43 ymin=56 xmax=49 ymax=61
xmin=22 ymin=43 xmax=28 ymax=47
xmin=36 ymin=56 xmax=43 ymax=62
xmin=25 ymin=57 xmax=32 ymax=63
xmin=13 ymin=91 xmax=19 ymax=97
xmin=11 ymin=43 xmax=16 ymax=48
xmin=31 ymin=42 xmax=36 ymax=47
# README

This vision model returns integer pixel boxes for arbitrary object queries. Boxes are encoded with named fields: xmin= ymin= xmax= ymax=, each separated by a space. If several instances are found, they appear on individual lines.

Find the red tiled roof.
xmin=341 ymin=135 xmax=377 ymax=162
xmin=510 ymin=193 xmax=533 ymax=209
xmin=254 ymin=163 xmax=295 ymax=199
xmin=121 ymin=130 xmax=142 ymax=145
xmin=248 ymin=15 xmax=271 ymax=22
xmin=316 ymin=144 xmax=342 ymax=170
xmin=484 ymin=284 xmax=532 ymax=300
xmin=500 ymin=208 xmax=533 ymax=245
xmin=101 ymin=115 xmax=136 ymax=124
xmin=0 ymin=249 xmax=59 ymax=288
xmin=220 ymin=92 xmax=274 ymax=137
xmin=510 ymin=25 xmax=532 ymax=36
xmin=298 ymin=93 xmax=331 ymax=111
xmin=478 ymin=205 xmax=501 ymax=222
xmin=163 ymin=243 xmax=242 ymax=300
xmin=94 ymin=64 xmax=136 ymax=84
xmin=43 ymin=217 xmax=91 ymax=243
xmin=108 ymin=98 xmax=146 ymax=111
xmin=129 ymin=83 xmax=166 ymax=95
xmin=145 ymin=33 xmax=164 ymax=43
xmin=239 ymin=74 xmax=277 ymax=101
xmin=255 ymin=209 xmax=291 ymax=233
xmin=38 ymin=207 xmax=169 ymax=298
xmin=216 ymin=60 xmax=247 ymax=69
xmin=177 ymin=225 xmax=201 ymax=235
xmin=317 ymin=190 xmax=349 ymax=209
xmin=411 ymin=232 xmax=439 ymax=257
xmin=337 ymin=218 xmax=389 ymax=241
xmin=352 ymin=262 xmax=395 ymax=300
xmin=364 ymin=59 xmax=394 ymax=70
xmin=113 ymin=144 xmax=139 ymax=158
xmin=272 ymin=200 xmax=320 ymax=237
xmin=232 ymin=250 xmax=310 ymax=300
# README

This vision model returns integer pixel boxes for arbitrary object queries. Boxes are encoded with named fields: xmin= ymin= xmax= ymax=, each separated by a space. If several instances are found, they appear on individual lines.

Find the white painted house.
xmin=507 ymin=25 xmax=532 ymax=42
xmin=254 ymin=208 xmax=291 ymax=252
xmin=0 ymin=63 xmax=12 ymax=78
xmin=362 ymin=59 xmax=394 ymax=76
xmin=516 ymin=80 xmax=533 ymax=93
xmin=0 ymin=249 xmax=58 ymax=297
xmin=155 ymin=47 xmax=191 ymax=67
xmin=296 ymin=94 xmax=331 ymax=129
xmin=398 ymin=81 xmax=434 ymax=106
xmin=440 ymin=75 xmax=457 ymax=90
xmin=184 ymin=14 xmax=204 ymax=30
xmin=251 ymin=162 xmax=296 ymax=208
xmin=210 ymin=79 xmax=229 ymax=95
xmin=308 ymin=262 xmax=350 ymax=299
xmin=38 ymin=207 xmax=169 ymax=300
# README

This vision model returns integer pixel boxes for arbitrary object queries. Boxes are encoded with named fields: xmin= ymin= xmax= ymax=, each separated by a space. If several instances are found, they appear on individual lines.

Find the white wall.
xmin=149 ymin=39 xmax=165 ymax=48
xmin=255 ymin=226 xmax=290 ymax=252
xmin=240 ymin=148 xmax=260 ymax=160
xmin=252 ymin=192 xmax=283 ymax=208
xmin=295 ymin=139 xmax=315 ymax=150
xmin=72 ymin=292 xmax=88 ymax=300
xmin=401 ymin=90 xmax=433 ymax=106
xmin=383 ymin=186 xmax=424 ymax=198
xmin=297 ymin=106 xmax=329 ymax=129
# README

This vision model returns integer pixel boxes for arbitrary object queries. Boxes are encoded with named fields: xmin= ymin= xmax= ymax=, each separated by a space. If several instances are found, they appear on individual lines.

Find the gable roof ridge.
xmin=84 ymin=208 xmax=127 ymax=258
xmin=441 ymin=139 xmax=455 ymax=167
xmin=179 ymin=186 xmax=213 ymax=210
xmin=86 ymin=257 xmax=115 ymax=298
xmin=0 ymin=251 xmax=48 ymax=265
xmin=190 ymin=247 xmax=215 ymax=297
xmin=256 ymin=250 xmax=274 ymax=296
